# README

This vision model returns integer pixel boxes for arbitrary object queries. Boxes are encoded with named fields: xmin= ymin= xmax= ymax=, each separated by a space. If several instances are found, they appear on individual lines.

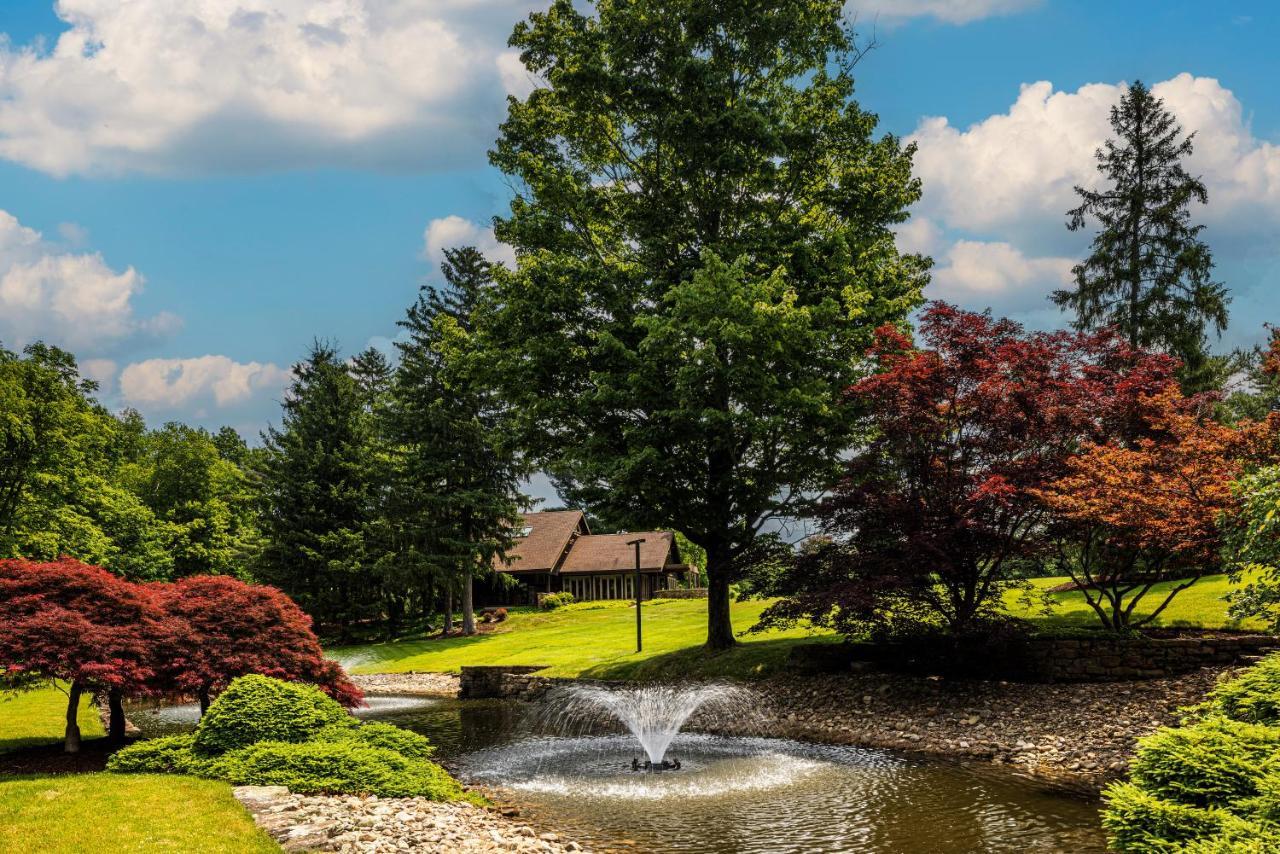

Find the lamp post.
xmin=627 ymin=537 xmax=646 ymax=653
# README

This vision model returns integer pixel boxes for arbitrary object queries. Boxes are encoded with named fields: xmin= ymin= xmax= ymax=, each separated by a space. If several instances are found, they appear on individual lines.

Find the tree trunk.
xmin=443 ymin=586 xmax=455 ymax=635
xmin=705 ymin=550 xmax=736 ymax=650
xmin=107 ymin=689 xmax=126 ymax=744
xmin=198 ymin=685 xmax=211 ymax=717
xmin=64 ymin=682 xmax=83 ymax=754
xmin=461 ymin=574 xmax=477 ymax=636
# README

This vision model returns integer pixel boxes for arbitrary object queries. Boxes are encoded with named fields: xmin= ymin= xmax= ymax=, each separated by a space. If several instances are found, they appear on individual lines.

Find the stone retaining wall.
xmin=789 ymin=633 xmax=1277 ymax=682
xmin=458 ymin=666 xmax=558 ymax=700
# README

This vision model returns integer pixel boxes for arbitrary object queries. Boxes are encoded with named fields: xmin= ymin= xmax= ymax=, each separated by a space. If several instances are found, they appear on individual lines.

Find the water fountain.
xmin=548 ymin=684 xmax=756 ymax=770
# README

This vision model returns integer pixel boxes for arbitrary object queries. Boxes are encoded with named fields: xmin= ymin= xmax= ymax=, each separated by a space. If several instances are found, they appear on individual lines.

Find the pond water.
xmin=126 ymin=695 xmax=1106 ymax=853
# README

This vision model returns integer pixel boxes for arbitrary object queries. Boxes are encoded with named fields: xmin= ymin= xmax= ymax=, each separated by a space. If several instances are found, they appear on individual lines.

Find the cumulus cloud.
xmin=0 ymin=209 xmax=179 ymax=353
xmin=0 ymin=0 xmax=544 ymax=176
xmin=423 ymin=215 xmax=516 ymax=268
xmin=927 ymin=239 xmax=1074 ymax=312
xmin=119 ymin=355 xmax=292 ymax=414
xmin=859 ymin=0 xmax=1041 ymax=25
xmin=909 ymin=74 xmax=1280 ymax=247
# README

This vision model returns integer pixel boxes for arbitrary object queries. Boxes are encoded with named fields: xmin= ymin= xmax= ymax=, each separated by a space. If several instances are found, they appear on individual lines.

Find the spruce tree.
xmin=1053 ymin=80 xmax=1229 ymax=392
xmin=386 ymin=248 xmax=524 ymax=636
xmin=257 ymin=343 xmax=379 ymax=637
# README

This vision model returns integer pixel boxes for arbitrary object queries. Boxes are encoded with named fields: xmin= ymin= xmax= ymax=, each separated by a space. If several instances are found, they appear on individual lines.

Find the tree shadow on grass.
xmin=579 ymin=634 xmax=840 ymax=682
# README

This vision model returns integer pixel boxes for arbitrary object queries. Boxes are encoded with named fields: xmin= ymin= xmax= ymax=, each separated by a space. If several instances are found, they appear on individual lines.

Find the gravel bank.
xmin=691 ymin=666 xmax=1238 ymax=791
xmin=352 ymin=672 xmax=460 ymax=697
xmin=234 ymin=786 xmax=587 ymax=853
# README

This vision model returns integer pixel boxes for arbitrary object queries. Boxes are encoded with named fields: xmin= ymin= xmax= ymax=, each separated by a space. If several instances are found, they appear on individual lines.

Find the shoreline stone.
xmin=352 ymin=672 xmax=460 ymax=697
xmin=233 ymin=786 xmax=587 ymax=853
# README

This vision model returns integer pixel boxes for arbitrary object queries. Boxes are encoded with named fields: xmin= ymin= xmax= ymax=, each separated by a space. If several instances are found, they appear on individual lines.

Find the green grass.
xmin=1007 ymin=573 xmax=1266 ymax=632
xmin=0 ymin=774 xmax=277 ymax=853
xmin=0 ymin=685 xmax=104 ymax=753
xmin=332 ymin=597 xmax=839 ymax=680
xmin=335 ymin=574 xmax=1261 ymax=681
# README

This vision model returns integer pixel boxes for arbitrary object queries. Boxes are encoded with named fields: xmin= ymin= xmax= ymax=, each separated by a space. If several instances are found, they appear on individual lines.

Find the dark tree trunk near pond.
xmin=64 ymin=682 xmax=82 ymax=754
xmin=107 ymin=689 xmax=126 ymax=744
xmin=198 ymin=685 xmax=211 ymax=717
xmin=443 ymin=586 xmax=454 ymax=635
xmin=705 ymin=549 xmax=736 ymax=650
xmin=461 ymin=574 xmax=477 ymax=636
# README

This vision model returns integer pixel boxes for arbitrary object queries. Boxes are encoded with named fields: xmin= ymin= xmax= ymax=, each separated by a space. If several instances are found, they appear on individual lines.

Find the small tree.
xmin=0 ymin=557 xmax=174 ymax=751
xmin=1037 ymin=388 xmax=1278 ymax=631
xmin=756 ymin=303 xmax=1177 ymax=638
xmin=159 ymin=575 xmax=363 ymax=715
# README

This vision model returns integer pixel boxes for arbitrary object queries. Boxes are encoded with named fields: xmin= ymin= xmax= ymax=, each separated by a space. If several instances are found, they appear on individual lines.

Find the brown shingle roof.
xmin=497 ymin=510 xmax=586 ymax=573
xmin=559 ymin=531 xmax=676 ymax=574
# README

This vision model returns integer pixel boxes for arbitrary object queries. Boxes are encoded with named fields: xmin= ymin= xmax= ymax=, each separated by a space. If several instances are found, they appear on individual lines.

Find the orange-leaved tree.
xmin=1036 ymin=386 xmax=1278 ymax=631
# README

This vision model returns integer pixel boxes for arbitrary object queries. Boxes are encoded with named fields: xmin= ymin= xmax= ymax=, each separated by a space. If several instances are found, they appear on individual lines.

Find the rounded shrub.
xmin=106 ymin=734 xmax=219 ymax=776
xmin=1102 ymin=781 xmax=1227 ymax=851
xmin=314 ymin=721 xmax=435 ymax=759
xmin=1129 ymin=717 xmax=1280 ymax=809
xmin=193 ymin=674 xmax=355 ymax=754
xmin=218 ymin=740 xmax=464 ymax=800
xmin=1205 ymin=654 xmax=1280 ymax=725
xmin=539 ymin=591 xmax=575 ymax=611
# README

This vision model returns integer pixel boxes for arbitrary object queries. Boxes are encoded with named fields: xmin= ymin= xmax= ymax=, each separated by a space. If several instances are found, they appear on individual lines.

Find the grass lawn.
xmin=0 ymin=685 xmax=104 ymax=753
xmin=335 ymin=573 xmax=1262 ymax=680
xmin=333 ymin=597 xmax=839 ymax=681
xmin=0 ymin=774 xmax=277 ymax=853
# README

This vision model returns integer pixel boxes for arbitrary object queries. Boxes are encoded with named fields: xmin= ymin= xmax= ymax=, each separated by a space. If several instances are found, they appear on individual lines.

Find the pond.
xmin=126 ymin=694 xmax=1107 ymax=853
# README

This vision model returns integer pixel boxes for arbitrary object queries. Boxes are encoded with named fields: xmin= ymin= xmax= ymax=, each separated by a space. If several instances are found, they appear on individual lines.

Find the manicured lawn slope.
xmin=0 ymin=685 xmax=103 ymax=753
xmin=0 ymin=774 xmax=277 ymax=853
xmin=336 ymin=574 xmax=1255 ymax=680
xmin=333 ymin=598 xmax=838 ymax=680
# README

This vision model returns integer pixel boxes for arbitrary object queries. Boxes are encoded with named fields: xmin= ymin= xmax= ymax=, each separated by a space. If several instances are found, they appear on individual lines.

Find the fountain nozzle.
xmin=630 ymin=757 xmax=681 ymax=772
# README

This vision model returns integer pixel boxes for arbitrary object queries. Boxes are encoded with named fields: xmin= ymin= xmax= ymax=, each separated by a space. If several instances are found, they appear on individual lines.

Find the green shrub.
xmin=218 ymin=740 xmax=464 ymax=800
xmin=106 ymin=734 xmax=219 ymax=776
xmin=315 ymin=721 xmax=434 ymax=759
xmin=1129 ymin=718 xmax=1280 ymax=809
xmin=540 ymin=591 xmax=575 ymax=610
xmin=1175 ymin=815 xmax=1280 ymax=853
xmin=194 ymin=674 xmax=354 ymax=754
xmin=1204 ymin=655 xmax=1280 ymax=725
xmin=1102 ymin=781 xmax=1227 ymax=852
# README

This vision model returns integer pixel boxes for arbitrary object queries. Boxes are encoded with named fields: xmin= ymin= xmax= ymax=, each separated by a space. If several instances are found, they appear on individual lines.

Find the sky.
xmin=2 ymin=0 xmax=1279 ymax=461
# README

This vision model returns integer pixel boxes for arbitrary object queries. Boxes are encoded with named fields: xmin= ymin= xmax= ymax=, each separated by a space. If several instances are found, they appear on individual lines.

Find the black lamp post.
xmin=627 ymin=537 xmax=646 ymax=653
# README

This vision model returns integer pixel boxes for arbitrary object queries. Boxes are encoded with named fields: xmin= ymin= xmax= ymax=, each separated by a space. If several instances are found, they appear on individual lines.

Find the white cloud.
xmin=927 ymin=239 xmax=1074 ymax=312
xmin=858 ymin=0 xmax=1040 ymax=25
xmin=0 ymin=209 xmax=179 ymax=353
xmin=423 ymin=215 xmax=516 ymax=268
xmin=0 ymin=0 xmax=544 ymax=176
xmin=119 ymin=355 xmax=292 ymax=413
xmin=909 ymin=74 xmax=1280 ymax=245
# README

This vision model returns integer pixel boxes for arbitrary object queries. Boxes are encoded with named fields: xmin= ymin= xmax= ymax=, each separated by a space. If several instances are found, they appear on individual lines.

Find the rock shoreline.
xmin=352 ymin=672 xmax=460 ymax=697
xmin=234 ymin=786 xmax=587 ymax=853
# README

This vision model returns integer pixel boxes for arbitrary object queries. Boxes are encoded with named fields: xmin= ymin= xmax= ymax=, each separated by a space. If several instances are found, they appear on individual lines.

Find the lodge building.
xmin=489 ymin=510 xmax=696 ymax=604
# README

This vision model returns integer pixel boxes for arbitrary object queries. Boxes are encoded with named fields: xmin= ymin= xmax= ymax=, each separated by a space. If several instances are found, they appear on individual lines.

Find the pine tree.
xmin=1053 ymin=80 xmax=1229 ymax=392
xmin=257 ymin=343 xmax=379 ymax=637
xmin=386 ymin=248 xmax=525 ymax=636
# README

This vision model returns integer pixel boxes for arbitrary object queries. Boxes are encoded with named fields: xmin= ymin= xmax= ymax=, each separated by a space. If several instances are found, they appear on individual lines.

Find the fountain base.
xmin=631 ymin=757 xmax=681 ymax=772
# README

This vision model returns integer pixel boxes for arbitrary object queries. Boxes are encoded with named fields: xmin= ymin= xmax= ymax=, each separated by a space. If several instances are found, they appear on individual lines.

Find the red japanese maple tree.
xmin=157 ymin=575 xmax=363 ymax=713
xmin=0 ymin=557 xmax=175 ymax=751
xmin=1036 ymin=387 xmax=1280 ymax=630
xmin=757 ymin=302 xmax=1179 ymax=638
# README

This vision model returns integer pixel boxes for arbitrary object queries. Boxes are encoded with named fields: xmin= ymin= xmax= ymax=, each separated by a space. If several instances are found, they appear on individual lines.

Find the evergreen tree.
xmin=483 ymin=0 xmax=928 ymax=648
xmin=386 ymin=247 xmax=525 ymax=636
xmin=257 ymin=343 xmax=379 ymax=636
xmin=1053 ymin=80 xmax=1229 ymax=392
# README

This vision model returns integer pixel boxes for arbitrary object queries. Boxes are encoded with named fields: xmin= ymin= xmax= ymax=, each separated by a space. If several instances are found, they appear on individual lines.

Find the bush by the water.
xmin=540 ymin=592 xmax=575 ymax=610
xmin=1103 ymin=653 xmax=1280 ymax=851
xmin=108 ymin=675 xmax=466 ymax=801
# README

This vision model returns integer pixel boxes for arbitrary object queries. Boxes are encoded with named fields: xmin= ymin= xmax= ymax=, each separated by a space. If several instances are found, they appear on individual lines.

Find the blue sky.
xmin=1 ymin=0 xmax=1278 ymax=450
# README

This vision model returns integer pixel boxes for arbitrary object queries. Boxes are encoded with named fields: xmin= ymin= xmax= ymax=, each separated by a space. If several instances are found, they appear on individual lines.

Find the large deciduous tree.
xmin=158 ymin=575 xmax=363 ymax=714
xmin=1053 ymin=80 xmax=1229 ymax=393
xmin=756 ymin=303 xmax=1178 ymax=638
xmin=1038 ymin=388 xmax=1278 ymax=631
xmin=0 ymin=558 xmax=174 ymax=751
xmin=484 ymin=0 xmax=929 ymax=648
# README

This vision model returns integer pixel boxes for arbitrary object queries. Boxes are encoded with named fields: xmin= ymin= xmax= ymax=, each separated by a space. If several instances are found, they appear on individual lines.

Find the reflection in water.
xmin=127 ymin=693 xmax=1105 ymax=853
